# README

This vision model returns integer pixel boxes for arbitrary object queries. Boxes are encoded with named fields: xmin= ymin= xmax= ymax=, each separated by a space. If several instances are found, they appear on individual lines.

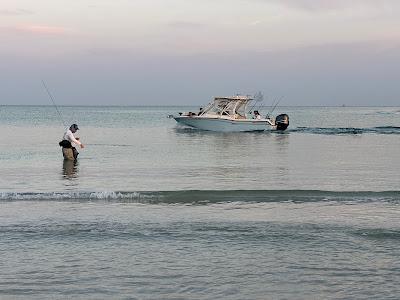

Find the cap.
xmin=70 ymin=124 xmax=79 ymax=130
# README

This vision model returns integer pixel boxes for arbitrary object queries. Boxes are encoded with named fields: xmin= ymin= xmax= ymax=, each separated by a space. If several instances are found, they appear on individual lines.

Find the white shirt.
xmin=63 ymin=129 xmax=81 ymax=146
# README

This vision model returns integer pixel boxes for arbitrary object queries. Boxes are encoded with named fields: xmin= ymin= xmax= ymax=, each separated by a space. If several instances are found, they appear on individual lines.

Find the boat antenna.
xmin=41 ymin=80 xmax=66 ymax=128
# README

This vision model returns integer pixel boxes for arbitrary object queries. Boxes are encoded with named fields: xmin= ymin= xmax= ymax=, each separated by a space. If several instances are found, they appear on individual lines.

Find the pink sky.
xmin=0 ymin=0 xmax=399 ymax=105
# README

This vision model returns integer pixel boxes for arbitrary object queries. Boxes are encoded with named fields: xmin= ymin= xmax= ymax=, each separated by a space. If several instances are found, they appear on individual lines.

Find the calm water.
xmin=0 ymin=105 xmax=399 ymax=299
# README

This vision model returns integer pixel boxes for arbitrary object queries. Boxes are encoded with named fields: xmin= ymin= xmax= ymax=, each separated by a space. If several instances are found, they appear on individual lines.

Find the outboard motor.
xmin=275 ymin=114 xmax=289 ymax=131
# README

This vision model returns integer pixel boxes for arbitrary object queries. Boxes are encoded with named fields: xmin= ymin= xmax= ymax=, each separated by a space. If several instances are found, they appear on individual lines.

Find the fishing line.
xmin=41 ymin=80 xmax=66 ymax=127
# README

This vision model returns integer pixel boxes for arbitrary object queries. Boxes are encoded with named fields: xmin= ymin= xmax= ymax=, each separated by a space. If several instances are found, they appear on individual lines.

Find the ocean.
xmin=0 ymin=105 xmax=399 ymax=299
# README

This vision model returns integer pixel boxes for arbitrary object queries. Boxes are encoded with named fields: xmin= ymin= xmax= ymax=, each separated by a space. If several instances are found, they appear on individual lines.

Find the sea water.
xmin=0 ymin=105 xmax=399 ymax=299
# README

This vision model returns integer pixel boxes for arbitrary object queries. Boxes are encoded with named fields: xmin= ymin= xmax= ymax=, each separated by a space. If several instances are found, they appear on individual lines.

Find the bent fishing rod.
xmin=41 ymin=80 xmax=67 ymax=128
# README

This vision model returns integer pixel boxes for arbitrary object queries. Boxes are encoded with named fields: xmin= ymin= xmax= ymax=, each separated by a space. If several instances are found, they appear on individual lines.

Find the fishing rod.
xmin=254 ymin=101 xmax=264 ymax=115
xmin=266 ymin=96 xmax=283 ymax=118
xmin=248 ymin=91 xmax=264 ymax=114
xmin=254 ymin=94 xmax=269 ymax=114
xmin=271 ymin=96 xmax=283 ymax=113
xmin=265 ymin=97 xmax=277 ymax=118
xmin=41 ymin=80 xmax=66 ymax=128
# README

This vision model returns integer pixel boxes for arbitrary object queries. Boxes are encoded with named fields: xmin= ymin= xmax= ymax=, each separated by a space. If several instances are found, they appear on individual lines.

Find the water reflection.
xmin=173 ymin=126 xmax=276 ymax=139
xmin=172 ymin=126 xmax=289 ymax=151
xmin=169 ymin=126 xmax=292 ymax=187
xmin=273 ymin=132 xmax=289 ymax=150
xmin=62 ymin=159 xmax=79 ymax=179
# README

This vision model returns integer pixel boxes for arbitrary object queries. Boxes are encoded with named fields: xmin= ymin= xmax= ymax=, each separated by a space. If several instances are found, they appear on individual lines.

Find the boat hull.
xmin=174 ymin=116 xmax=275 ymax=132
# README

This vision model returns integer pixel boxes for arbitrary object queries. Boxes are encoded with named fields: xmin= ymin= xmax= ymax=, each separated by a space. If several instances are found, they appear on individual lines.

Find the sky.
xmin=0 ymin=0 xmax=399 ymax=106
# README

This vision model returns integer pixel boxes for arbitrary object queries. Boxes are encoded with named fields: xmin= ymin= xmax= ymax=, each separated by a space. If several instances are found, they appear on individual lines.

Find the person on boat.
xmin=59 ymin=124 xmax=84 ymax=161
xmin=254 ymin=110 xmax=261 ymax=120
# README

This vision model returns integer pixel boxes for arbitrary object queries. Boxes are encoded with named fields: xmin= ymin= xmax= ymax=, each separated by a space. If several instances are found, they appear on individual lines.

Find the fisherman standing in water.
xmin=59 ymin=124 xmax=84 ymax=160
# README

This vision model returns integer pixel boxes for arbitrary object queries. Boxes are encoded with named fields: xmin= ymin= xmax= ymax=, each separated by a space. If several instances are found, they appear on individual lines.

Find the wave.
xmin=0 ymin=190 xmax=399 ymax=204
xmin=353 ymin=228 xmax=400 ymax=240
xmin=289 ymin=126 xmax=400 ymax=135
xmin=375 ymin=110 xmax=400 ymax=115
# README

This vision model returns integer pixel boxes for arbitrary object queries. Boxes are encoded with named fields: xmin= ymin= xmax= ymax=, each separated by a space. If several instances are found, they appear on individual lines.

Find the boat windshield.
xmin=201 ymin=96 xmax=251 ymax=118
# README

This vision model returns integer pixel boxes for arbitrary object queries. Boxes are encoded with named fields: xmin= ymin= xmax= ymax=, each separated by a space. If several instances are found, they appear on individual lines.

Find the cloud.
xmin=168 ymin=21 xmax=205 ymax=29
xmin=265 ymin=0 xmax=399 ymax=12
xmin=249 ymin=20 xmax=262 ymax=26
xmin=14 ymin=24 xmax=71 ymax=35
xmin=0 ymin=24 xmax=72 ymax=38
xmin=0 ymin=8 xmax=33 ymax=16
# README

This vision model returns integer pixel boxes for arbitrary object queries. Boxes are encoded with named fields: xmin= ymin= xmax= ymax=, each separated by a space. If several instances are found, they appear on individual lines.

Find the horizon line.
xmin=0 ymin=104 xmax=399 ymax=108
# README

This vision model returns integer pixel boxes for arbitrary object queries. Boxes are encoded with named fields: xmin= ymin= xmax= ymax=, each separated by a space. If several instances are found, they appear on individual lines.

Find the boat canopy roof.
xmin=213 ymin=95 xmax=253 ymax=101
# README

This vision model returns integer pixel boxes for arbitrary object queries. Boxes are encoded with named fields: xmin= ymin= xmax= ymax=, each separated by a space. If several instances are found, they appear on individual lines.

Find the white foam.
xmin=0 ymin=191 xmax=147 ymax=201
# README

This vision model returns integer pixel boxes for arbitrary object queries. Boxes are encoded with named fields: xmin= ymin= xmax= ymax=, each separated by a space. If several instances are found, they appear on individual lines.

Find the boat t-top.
xmin=171 ymin=95 xmax=289 ymax=132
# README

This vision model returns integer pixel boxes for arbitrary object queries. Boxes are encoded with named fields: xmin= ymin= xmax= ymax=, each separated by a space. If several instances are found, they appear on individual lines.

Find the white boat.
xmin=170 ymin=95 xmax=289 ymax=132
